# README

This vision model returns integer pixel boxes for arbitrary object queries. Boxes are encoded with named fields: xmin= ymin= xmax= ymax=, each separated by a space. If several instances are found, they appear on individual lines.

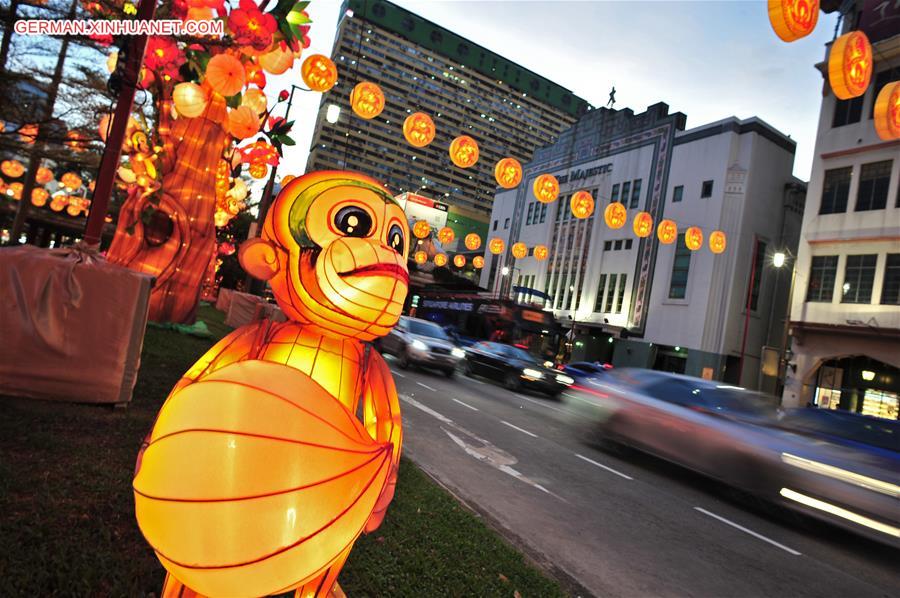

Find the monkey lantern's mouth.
xmin=340 ymin=262 xmax=409 ymax=285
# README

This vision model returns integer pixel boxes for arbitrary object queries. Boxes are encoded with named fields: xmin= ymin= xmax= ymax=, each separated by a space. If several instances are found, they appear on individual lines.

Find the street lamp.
xmin=773 ymin=251 xmax=786 ymax=269
xmin=773 ymin=249 xmax=797 ymax=398
xmin=501 ymin=266 xmax=510 ymax=276
xmin=325 ymin=103 xmax=341 ymax=124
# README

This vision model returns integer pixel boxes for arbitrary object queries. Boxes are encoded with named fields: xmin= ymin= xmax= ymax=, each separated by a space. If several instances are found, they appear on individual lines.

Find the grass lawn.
xmin=0 ymin=305 xmax=566 ymax=597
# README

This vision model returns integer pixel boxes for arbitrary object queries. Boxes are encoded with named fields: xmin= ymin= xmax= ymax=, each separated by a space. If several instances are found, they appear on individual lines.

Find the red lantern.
xmin=632 ymin=211 xmax=653 ymax=238
xmin=685 ymin=226 xmax=703 ymax=251
xmin=494 ymin=157 xmax=523 ymax=189
xmin=828 ymin=30 xmax=872 ymax=100
xmin=532 ymin=174 xmax=559 ymax=203
xmin=709 ymin=230 xmax=727 ymax=254
xmin=570 ymin=191 xmax=594 ymax=219
xmin=472 ymin=256 xmax=485 ymax=269
xmin=453 ymin=254 xmax=466 ymax=268
xmin=658 ymin=219 xmax=677 ymax=244
xmin=402 ymin=112 xmax=435 ymax=148
xmin=873 ymin=81 xmax=900 ymax=141
xmin=449 ymin=135 xmax=479 ymax=168
xmin=768 ymin=0 xmax=819 ymax=42
xmin=604 ymin=202 xmax=627 ymax=229
xmin=464 ymin=233 xmax=481 ymax=251
xmin=533 ymin=245 xmax=548 ymax=261
xmin=350 ymin=82 xmax=385 ymax=120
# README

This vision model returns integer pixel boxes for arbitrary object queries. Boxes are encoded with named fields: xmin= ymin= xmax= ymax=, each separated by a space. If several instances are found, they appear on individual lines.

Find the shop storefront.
xmin=812 ymin=356 xmax=899 ymax=421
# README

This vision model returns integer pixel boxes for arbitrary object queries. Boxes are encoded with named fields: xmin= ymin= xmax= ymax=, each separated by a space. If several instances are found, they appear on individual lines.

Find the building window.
xmin=869 ymin=69 xmax=897 ymax=119
xmin=842 ymin=254 xmax=877 ymax=304
xmin=613 ymin=239 xmax=623 ymax=250
xmin=855 ymin=160 xmax=892 ymax=212
xmin=610 ymin=183 xmax=619 ymax=203
xmin=615 ymin=274 xmax=627 ymax=313
xmin=504 ymin=218 xmax=510 ymax=229
xmin=625 ymin=239 xmax=633 ymax=250
xmin=492 ymin=220 xmax=498 ymax=231
xmin=539 ymin=203 xmax=547 ymax=223
xmin=806 ymin=256 xmax=838 ymax=302
xmin=672 ymin=185 xmax=683 ymax=203
xmin=701 ymin=180 xmax=713 ymax=198
xmin=604 ymin=274 xmax=618 ymax=312
xmin=668 ymin=234 xmax=691 ymax=299
xmin=832 ymin=95 xmax=863 ymax=128
xmin=630 ymin=179 xmax=641 ymax=208
xmin=748 ymin=240 xmax=766 ymax=311
xmin=594 ymin=274 xmax=607 ymax=312
xmin=882 ymin=254 xmax=900 ymax=305
xmin=603 ymin=240 xmax=612 ymax=251
xmin=526 ymin=203 xmax=534 ymax=225
xmin=620 ymin=181 xmax=631 ymax=206
xmin=819 ymin=167 xmax=852 ymax=214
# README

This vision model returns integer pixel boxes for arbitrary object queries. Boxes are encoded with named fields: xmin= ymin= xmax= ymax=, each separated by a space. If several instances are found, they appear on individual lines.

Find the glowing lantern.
xmin=533 ymin=174 xmax=559 ymax=203
xmin=36 ymin=166 xmax=54 ymax=184
xmin=873 ymin=81 xmax=900 ymax=141
xmin=259 ymin=43 xmax=294 ymax=75
xmin=464 ymin=233 xmax=481 ymax=251
xmin=172 ymin=82 xmax=209 ymax=118
xmin=66 ymin=131 xmax=88 ymax=152
xmin=1 ymin=159 xmax=25 ymax=178
xmin=248 ymin=163 xmax=268 ymax=179
xmin=534 ymin=245 xmax=549 ymax=261
xmin=226 ymin=106 xmax=261 ymax=139
xmin=437 ymin=226 xmax=454 ymax=245
xmin=768 ymin=0 xmax=819 ymax=42
xmin=205 ymin=54 xmax=246 ymax=96
xmin=571 ymin=191 xmax=595 ymax=219
xmin=214 ymin=209 xmax=230 ymax=227
xmin=449 ymin=135 xmax=479 ymax=168
xmin=828 ymin=31 xmax=872 ymax=100
xmin=434 ymin=253 xmax=448 ymax=267
xmin=488 ymin=237 xmax=505 ymax=255
xmin=241 ymin=88 xmax=267 ymax=114
xmin=301 ymin=54 xmax=337 ymax=92
xmin=709 ymin=230 xmax=727 ymax=254
xmin=9 ymin=182 xmax=23 ymax=199
xmin=49 ymin=195 xmax=66 ymax=211
xmin=60 ymin=172 xmax=82 ymax=190
xmin=402 ymin=112 xmax=435 ymax=148
xmin=413 ymin=220 xmax=431 ymax=239
xmin=473 ymin=255 xmax=485 ymax=268
xmin=494 ymin=157 xmax=523 ymax=189
xmin=511 ymin=242 xmax=528 ymax=259
xmin=31 ymin=188 xmax=49 ymax=207
xmin=632 ymin=211 xmax=653 ymax=238
xmin=66 ymin=197 xmax=87 ymax=217
xmin=107 ymin=51 xmax=117 ymax=73
xmin=280 ymin=175 xmax=296 ymax=187
xmin=657 ymin=219 xmax=677 ymax=244
xmin=453 ymin=254 xmax=466 ymax=268
xmin=685 ymin=226 xmax=703 ymax=251
xmin=603 ymin=201 xmax=627 ymax=229
xmin=350 ymin=82 xmax=385 ymax=120
xmin=19 ymin=123 xmax=38 ymax=143
xmin=414 ymin=250 xmax=427 ymax=264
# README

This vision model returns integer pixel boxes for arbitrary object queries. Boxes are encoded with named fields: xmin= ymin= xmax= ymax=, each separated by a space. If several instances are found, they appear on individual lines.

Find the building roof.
xmin=675 ymin=116 xmax=796 ymax=154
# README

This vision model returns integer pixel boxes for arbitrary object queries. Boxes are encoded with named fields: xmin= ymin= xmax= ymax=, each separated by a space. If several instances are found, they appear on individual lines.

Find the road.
xmin=384 ymin=357 xmax=899 ymax=598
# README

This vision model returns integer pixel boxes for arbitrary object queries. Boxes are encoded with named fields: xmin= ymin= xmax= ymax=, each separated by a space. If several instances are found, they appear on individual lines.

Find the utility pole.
xmin=736 ymin=236 xmax=759 ymax=385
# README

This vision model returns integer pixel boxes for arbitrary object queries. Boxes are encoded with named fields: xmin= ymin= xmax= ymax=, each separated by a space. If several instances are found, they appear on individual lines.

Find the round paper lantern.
xmin=402 ymin=112 xmax=435 ymax=148
xmin=227 ymin=106 xmax=261 ymax=139
xmin=657 ymin=219 xmax=677 ymax=244
xmin=301 ymin=54 xmax=337 ymax=92
xmin=473 ymin=255 xmax=485 ymax=269
xmin=494 ymin=157 xmax=522 ymax=189
xmin=632 ymin=211 xmax=653 ymax=238
xmin=604 ymin=201 xmax=627 ymax=229
xmin=464 ymin=233 xmax=481 ymax=251
xmin=873 ymin=81 xmax=900 ymax=141
xmin=350 ymin=82 xmax=385 ymax=120
xmin=768 ymin=0 xmax=819 ymax=42
xmin=449 ymin=135 xmax=479 ymax=168
xmin=828 ymin=30 xmax=872 ymax=100
xmin=241 ymin=88 xmax=267 ymax=114
xmin=532 ymin=174 xmax=559 ymax=203
xmin=248 ymin=161 xmax=268 ymax=179
xmin=1 ymin=159 xmax=24 ymax=178
xmin=488 ymin=237 xmax=505 ymax=255
xmin=31 ymin=187 xmax=49 ymax=207
xmin=19 ymin=123 xmax=38 ymax=143
xmin=412 ymin=220 xmax=430 ymax=239
xmin=205 ymin=54 xmax=246 ymax=96
xmin=60 ymin=172 xmax=82 ymax=190
xmin=437 ymin=226 xmax=454 ymax=245
xmin=709 ymin=230 xmax=727 ymax=254
xmin=414 ymin=250 xmax=427 ymax=264
xmin=66 ymin=198 xmax=86 ymax=217
xmin=453 ymin=254 xmax=466 ymax=268
xmin=280 ymin=174 xmax=296 ymax=187
xmin=173 ymin=82 xmax=209 ymax=118
xmin=36 ymin=166 xmax=54 ymax=184
xmin=258 ymin=44 xmax=294 ymax=75
xmin=8 ymin=182 xmax=22 ymax=200
xmin=434 ymin=253 xmax=448 ymax=267
xmin=685 ymin=226 xmax=703 ymax=251
xmin=511 ymin=242 xmax=528 ymax=259
xmin=49 ymin=195 xmax=66 ymax=211
xmin=571 ymin=191 xmax=595 ymax=219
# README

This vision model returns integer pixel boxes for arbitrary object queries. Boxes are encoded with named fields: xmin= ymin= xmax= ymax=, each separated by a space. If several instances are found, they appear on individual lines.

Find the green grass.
xmin=0 ymin=304 xmax=565 ymax=597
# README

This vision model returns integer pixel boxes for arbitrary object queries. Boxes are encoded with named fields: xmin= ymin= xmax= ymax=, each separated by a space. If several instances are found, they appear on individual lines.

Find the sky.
xmin=272 ymin=0 xmax=840 ymax=184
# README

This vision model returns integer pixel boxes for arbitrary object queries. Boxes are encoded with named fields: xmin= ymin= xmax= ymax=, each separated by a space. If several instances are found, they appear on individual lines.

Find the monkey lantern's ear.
xmin=238 ymin=238 xmax=279 ymax=281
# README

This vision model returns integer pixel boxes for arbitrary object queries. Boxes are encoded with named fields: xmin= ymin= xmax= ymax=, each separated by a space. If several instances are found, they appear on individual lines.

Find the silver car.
xmin=571 ymin=369 xmax=900 ymax=547
xmin=377 ymin=316 xmax=466 ymax=377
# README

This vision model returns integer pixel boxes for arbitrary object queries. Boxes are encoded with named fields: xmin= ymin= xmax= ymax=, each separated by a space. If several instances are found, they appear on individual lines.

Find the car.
xmin=563 ymin=361 xmax=613 ymax=383
xmin=464 ymin=341 xmax=574 ymax=397
xmin=377 ymin=316 xmax=466 ymax=376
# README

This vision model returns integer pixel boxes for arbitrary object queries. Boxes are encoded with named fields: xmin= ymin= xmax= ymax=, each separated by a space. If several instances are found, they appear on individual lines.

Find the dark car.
xmin=464 ymin=341 xmax=574 ymax=397
xmin=563 ymin=361 xmax=613 ymax=382
xmin=377 ymin=316 xmax=465 ymax=376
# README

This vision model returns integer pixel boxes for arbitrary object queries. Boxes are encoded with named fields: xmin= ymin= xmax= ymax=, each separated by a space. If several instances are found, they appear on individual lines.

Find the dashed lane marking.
xmin=452 ymin=398 xmax=479 ymax=411
xmin=694 ymin=507 xmax=802 ymax=555
xmin=416 ymin=381 xmax=437 ymax=392
xmin=501 ymin=420 xmax=539 ymax=438
xmin=574 ymin=453 xmax=634 ymax=480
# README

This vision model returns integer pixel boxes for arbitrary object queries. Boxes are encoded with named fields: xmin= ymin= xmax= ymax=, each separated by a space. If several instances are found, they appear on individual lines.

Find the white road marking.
xmin=390 ymin=370 xmax=406 ymax=378
xmin=452 ymin=398 xmax=479 ymax=411
xmin=416 ymin=381 xmax=437 ymax=392
xmin=694 ymin=507 xmax=802 ymax=556
xmin=399 ymin=395 xmax=453 ymax=424
xmin=501 ymin=420 xmax=539 ymax=438
xmin=574 ymin=453 xmax=634 ymax=480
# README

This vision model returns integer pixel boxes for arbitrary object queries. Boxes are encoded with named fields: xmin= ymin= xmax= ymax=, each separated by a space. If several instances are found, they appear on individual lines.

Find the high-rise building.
xmin=782 ymin=1 xmax=899 ymax=420
xmin=305 ymin=0 xmax=590 ymax=237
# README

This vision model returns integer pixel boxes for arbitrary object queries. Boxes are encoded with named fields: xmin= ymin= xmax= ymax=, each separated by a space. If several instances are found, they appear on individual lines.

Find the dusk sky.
xmin=274 ymin=1 xmax=840 ymax=184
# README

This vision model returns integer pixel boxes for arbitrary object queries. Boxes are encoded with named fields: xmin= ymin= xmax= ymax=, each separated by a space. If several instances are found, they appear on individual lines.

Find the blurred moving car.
xmin=464 ymin=341 xmax=574 ymax=397
xmin=563 ymin=361 xmax=613 ymax=383
xmin=378 ymin=316 xmax=465 ymax=376
xmin=572 ymin=369 xmax=899 ymax=546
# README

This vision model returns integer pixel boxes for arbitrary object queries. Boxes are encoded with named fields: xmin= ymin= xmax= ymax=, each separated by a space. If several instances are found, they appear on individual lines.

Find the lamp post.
xmin=500 ymin=265 xmax=521 ymax=301
xmin=773 ymin=250 xmax=796 ymax=398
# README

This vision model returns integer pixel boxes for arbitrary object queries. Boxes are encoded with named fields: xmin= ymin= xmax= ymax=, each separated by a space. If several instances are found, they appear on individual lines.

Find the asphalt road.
xmin=384 ymin=357 xmax=899 ymax=598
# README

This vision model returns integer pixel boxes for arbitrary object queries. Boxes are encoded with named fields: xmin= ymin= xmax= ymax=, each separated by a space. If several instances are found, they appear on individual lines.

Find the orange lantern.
xmin=60 ymin=172 xmax=82 ymax=190
xmin=488 ymin=237 xmax=505 ymax=255
xmin=259 ymin=43 xmax=294 ymax=75
xmin=873 ymin=81 xmax=900 ymax=141
xmin=632 ymin=211 xmax=653 ymax=238
xmin=65 ymin=131 xmax=88 ymax=152
xmin=66 ymin=197 xmax=87 ymax=217
xmin=453 ymin=254 xmax=466 ymax=268
xmin=828 ymin=30 xmax=872 ymax=100
xmin=241 ymin=88 xmax=268 ymax=114
xmin=604 ymin=201 xmax=627 ymax=229
xmin=473 ymin=255 xmax=485 ymax=269
xmin=173 ymin=82 xmax=209 ymax=118
xmin=511 ymin=242 xmax=528 ymax=259
xmin=449 ymin=135 xmax=479 ymax=168
xmin=413 ymin=220 xmax=430 ymax=239
xmin=350 ymin=82 xmax=385 ymax=120
xmin=402 ymin=112 xmax=435 ymax=148
xmin=18 ymin=123 xmax=38 ymax=143
xmin=494 ymin=157 xmax=523 ymax=189
xmin=571 ymin=191 xmax=595 ymax=219
xmin=437 ymin=226 xmax=454 ymax=245
xmin=226 ymin=106 xmax=261 ymax=139
xmin=533 ymin=244 xmax=549 ymax=261
xmin=414 ymin=250 xmax=428 ymax=264
xmin=1 ymin=159 xmax=25 ymax=178
xmin=205 ymin=54 xmax=246 ymax=96
xmin=8 ymin=182 xmax=23 ymax=200
xmin=30 ymin=187 xmax=49 ymax=207
xmin=301 ymin=54 xmax=338 ymax=92
xmin=709 ymin=230 xmax=727 ymax=254
xmin=767 ymin=0 xmax=819 ymax=42
xmin=434 ymin=253 xmax=448 ymax=267
xmin=464 ymin=233 xmax=481 ymax=251
xmin=248 ymin=161 xmax=268 ymax=179
xmin=49 ymin=195 xmax=66 ymax=211
xmin=532 ymin=174 xmax=559 ymax=203
xmin=685 ymin=226 xmax=703 ymax=251
xmin=36 ymin=166 xmax=54 ymax=184
xmin=657 ymin=219 xmax=677 ymax=244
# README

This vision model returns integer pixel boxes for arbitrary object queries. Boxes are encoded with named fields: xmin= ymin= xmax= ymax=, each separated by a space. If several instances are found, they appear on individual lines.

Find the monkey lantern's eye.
xmin=334 ymin=205 xmax=373 ymax=237
xmin=388 ymin=224 xmax=405 ymax=254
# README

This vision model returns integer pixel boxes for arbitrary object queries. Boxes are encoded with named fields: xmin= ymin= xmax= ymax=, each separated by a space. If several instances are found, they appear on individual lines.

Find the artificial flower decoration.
xmin=532 ymin=174 xmax=559 ymax=203
xmin=413 ymin=220 xmax=431 ymax=239
xmin=464 ymin=233 xmax=481 ymax=251
xmin=402 ymin=112 xmax=435 ymax=148
xmin=449 ymin=135 xmax=479 ymax=168
xmin=494 ymin=157 xmax=523 ymax=189
xmin=301 ymin=54 xmax=338 ymax=92
xmin=144 ymin=37 xmax=185 ymax=80
xmin=350 ymin=82 xmax=386 ymax=119
xmin=511 ymin=242 xmax=528 ymax=259
xmin=228 ymin=0 xmax=278 ymax=51
xmin=240 ymin=139 xmax=280 ymax=179
xmin=245 ymin=60 xmax=267 ymax=88
xmin=453 ymin=254 xmax=466 ymax=268
xmin=533 ymin=245 xmax=549 ymax=261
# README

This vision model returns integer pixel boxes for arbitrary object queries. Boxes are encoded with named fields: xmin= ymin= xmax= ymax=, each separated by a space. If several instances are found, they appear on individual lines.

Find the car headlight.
xmin=556 ymin=374 xmax=575 ymax=386
xmin=451 ymin=347 xmax=466 ymax=358
xmin=522 ymin=368 xmax=543 ymax=379
xmin=410 ymin=339 xmax=428 ymax=351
